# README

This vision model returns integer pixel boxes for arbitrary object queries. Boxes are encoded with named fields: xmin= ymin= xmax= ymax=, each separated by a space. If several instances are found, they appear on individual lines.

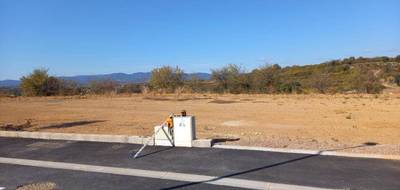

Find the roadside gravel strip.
xmin=0 ymin=157 xmax=335 ymax=190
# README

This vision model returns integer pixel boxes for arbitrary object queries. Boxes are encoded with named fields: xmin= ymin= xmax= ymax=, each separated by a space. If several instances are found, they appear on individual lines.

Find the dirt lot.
xmin=1 ymin=94 xmax=399 ymax=155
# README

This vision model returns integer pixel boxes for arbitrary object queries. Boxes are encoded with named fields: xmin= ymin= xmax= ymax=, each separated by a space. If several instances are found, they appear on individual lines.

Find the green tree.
xmin=211 ymin=64 xmax=245 ymax=93
xmin=149 ymin=66 xmax=184 ymax=93
xmin=20 ymin=69 xmax=50 ymax=96
xmin=20 ymin=68 xmax=80 ymax=96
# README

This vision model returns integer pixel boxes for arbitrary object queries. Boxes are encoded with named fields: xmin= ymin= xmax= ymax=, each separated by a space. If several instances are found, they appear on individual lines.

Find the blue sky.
xmin=0 ymin=0 xmax=399 ymax=80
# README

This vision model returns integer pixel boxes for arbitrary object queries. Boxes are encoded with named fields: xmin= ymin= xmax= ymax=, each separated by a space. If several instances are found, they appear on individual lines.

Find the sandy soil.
xmin=1 ymin=94 xmax=399 ymax=155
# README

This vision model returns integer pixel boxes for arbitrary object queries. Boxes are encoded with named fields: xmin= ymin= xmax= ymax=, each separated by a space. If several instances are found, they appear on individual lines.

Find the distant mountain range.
xmin=0 ymin=80 xmax=20 ymax=87
xmin=0 ymin=72 xmax=211 ymax=87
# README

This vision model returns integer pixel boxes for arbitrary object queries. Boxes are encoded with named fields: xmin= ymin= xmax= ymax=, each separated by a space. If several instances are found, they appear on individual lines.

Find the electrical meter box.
xmin=173 ymin=116 xmax=195 ymax=147
xmin=154 ymin=125 xmax=174 ymax=146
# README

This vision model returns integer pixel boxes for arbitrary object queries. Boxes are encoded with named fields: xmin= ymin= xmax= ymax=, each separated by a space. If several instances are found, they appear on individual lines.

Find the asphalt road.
xmin=0 ymin=163 xmax=243 ymax=190
xmin=0 ymin=137 xmax=399 ymax=190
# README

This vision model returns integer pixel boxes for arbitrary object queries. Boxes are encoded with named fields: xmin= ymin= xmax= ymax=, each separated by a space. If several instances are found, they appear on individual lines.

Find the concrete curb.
xmin=192 ymin=139 xmax=213 ymax=148
xmin=0 ymin=131 xmax=147 ymax=144
xmin=0 ymin=131 xmax=211 ymax=148
xmin=213 ymin=144 xmax=400 ymax=161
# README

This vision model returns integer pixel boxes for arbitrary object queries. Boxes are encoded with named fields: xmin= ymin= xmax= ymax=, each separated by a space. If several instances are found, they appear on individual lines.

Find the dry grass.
xmin=1 ymin=93 xmax=400 ymax=155
xmin=17 ymin=182 xmax=57 ymax=190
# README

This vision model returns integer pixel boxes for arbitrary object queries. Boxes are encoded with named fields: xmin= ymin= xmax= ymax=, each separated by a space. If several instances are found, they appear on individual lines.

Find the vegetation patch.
xmin=17 ymin=182 xmax=57 ymax=190
xmin=4 ymin=55 xmax=399 ymax=97
xmin=208 ymin=99 xmax=237 ymax=104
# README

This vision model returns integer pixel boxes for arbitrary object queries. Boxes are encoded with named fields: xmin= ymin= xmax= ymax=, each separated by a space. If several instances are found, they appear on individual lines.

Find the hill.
xmin=273 ymin=56 xmax=400 ymax=93
xmin=206 ymin=56 xmax=400 ymax=94
xmin=0 ymin=80 xmax=20 ymax=87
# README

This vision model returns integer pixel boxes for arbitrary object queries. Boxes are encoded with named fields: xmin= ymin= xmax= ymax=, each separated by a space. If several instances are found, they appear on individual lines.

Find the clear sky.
xmin=0 ymin=0 xmax=399 ymax=80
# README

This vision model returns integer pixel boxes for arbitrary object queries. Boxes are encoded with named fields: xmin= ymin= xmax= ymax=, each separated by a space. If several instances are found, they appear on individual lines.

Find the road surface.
xmin=0 ymin=137 xmax=399 ymax=190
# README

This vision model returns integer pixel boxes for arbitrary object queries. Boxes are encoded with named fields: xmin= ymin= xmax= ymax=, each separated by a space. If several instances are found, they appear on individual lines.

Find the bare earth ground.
xmin=1 ymin=94 xmax=399 ymax=155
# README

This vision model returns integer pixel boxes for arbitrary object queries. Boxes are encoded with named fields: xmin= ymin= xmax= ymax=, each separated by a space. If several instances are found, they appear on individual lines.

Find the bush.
xmin=250 ymin=64 xmax=281 ymax=93
xmin=364 ymin=82 xmax=384 ymax=94
xmin=277 ymin=82 xmax=302 ymax=93
xmin=211 ymin=64 xmax=248 ymax=93
xmin=185 ymin=76 xmax=202 ymax=93
xmin=119 ymin=83 xmax=142 ymax=93
xmin=58 ymin=80 xmax=80 ymax=95
xmin=354 ymin=68 xmax=384 ymax=94
xmin=20 ymin=69 xmax=81 ymax=96
xmin=310 ymin=73 xmax=331 ymax=93
xmin=149 ymin=66 xmax=184 ymax=93
xmin=395 ymin=75 xmax=400 ymax=86
xmin=20 ymin=69 xmax=50 ymax=96
xmin=43 ymin=76 xmax=62 ymax=96
xmin=89 ymin=79 xmax=118 ymax=94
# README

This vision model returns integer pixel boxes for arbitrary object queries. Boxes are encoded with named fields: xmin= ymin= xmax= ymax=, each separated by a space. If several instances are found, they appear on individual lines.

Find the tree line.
xmin=15 ymin=69 xmax=143 ymax=96
xmin=7 ymin=55 xmax=400 ymax=97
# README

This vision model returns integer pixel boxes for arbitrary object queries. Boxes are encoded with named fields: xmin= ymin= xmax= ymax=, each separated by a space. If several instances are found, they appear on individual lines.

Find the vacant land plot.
xmin=1 ymin=94 xmax=399 ymax=155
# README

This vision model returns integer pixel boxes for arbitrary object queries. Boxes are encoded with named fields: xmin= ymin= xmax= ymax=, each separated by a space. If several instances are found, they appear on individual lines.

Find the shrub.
xmin=149 ymin=66 xmax=184 ymax=93
xmin=250 ymin=64 xmax=281 ymax=93
xmin=89 ymin=79 xmax=118 ymax=94
xmin=119 ymin=83 xmax=142 ymax=93
xmin=43 ymin=76 xmax=62 ymax=96
xmin=211 ymin=64 xmax=247 ymax=93
xmin=185 ymin=76 xmax=202 ymax=93
xmin=277 ymin=82 xmax=302 ymax=93
xmin=20 ymin=69 xmax=50 ymax=96
xmin=310 ymin=73 xmax=331 ymax=93
xmin=58 ymin=80 xmax=80 ymax=95
xmin=395 ymin=75 xmax=400 ymax=86
xmin=354 ymin=68 xmax=384 ymax=94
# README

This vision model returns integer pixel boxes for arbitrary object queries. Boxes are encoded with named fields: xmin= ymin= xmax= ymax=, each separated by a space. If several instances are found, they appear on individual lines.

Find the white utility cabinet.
xmin=154 ymin=125 xmax=174 ymax=146
xmin=173 ymin=116 xmax=196 ymax=147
